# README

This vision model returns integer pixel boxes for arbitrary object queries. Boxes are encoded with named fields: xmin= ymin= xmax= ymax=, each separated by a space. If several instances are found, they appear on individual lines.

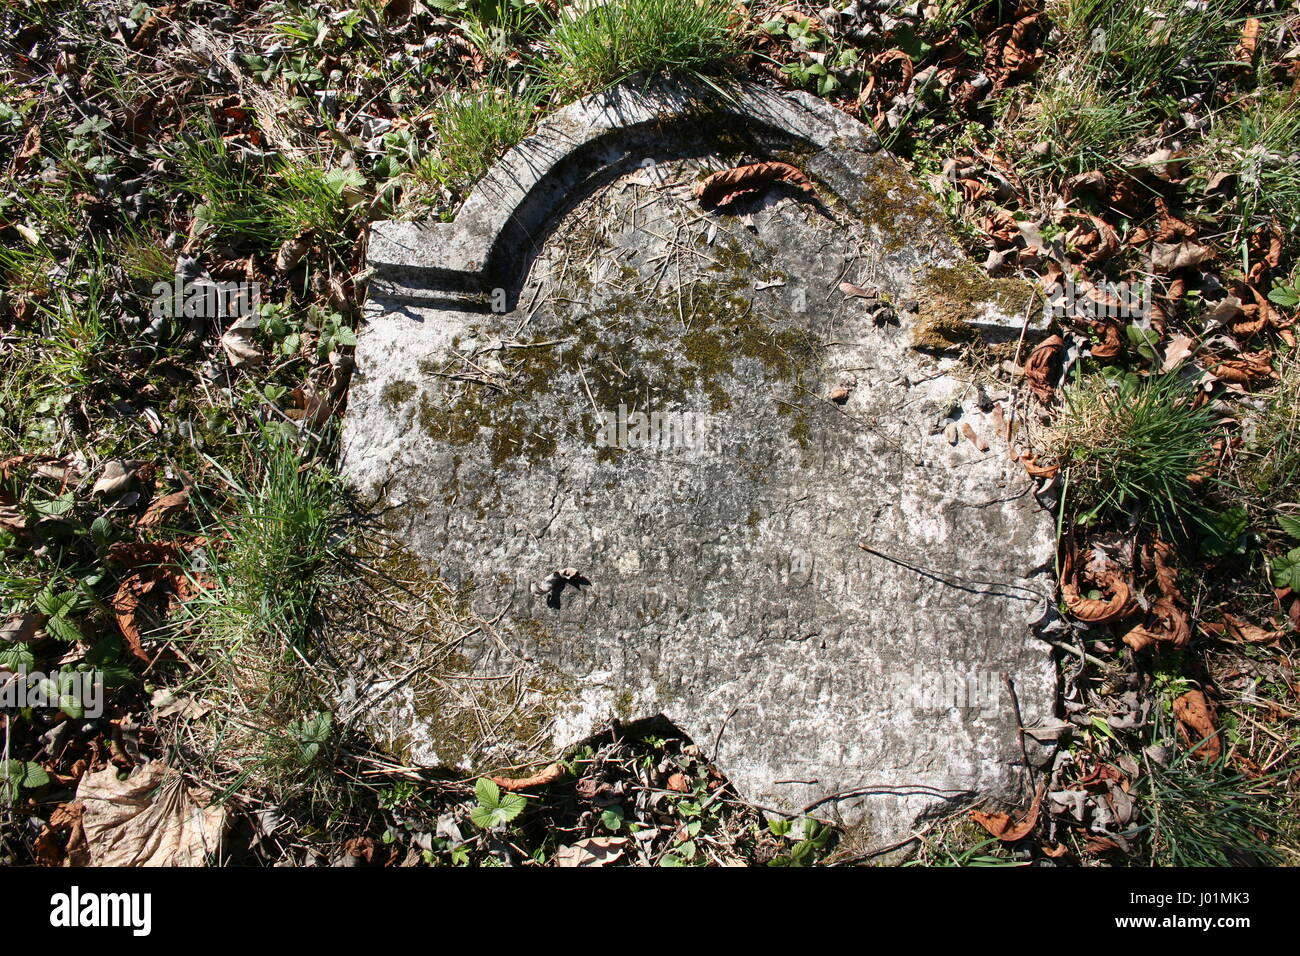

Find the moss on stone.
xmin=381 ymin=380 xmax=416 ymax=408
xmin=912 ymin=264 xmax=1040 ymax=350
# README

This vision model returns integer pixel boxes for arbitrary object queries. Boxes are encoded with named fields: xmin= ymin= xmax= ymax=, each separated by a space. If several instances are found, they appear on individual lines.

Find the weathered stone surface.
xmin=343 ymin=80 xmax=1057 ymax=850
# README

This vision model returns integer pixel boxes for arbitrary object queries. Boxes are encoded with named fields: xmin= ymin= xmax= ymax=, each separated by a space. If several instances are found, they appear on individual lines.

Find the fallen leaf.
xmin=106 ymin=540 xmax=198 ymax=663
xmin=220 ymin=315 xmax=264 ymax=368
xmin=1160 ymin=334 xmax=1196 ymax=372
xmin=961 ymin=421 xmax=989 ymax=452
xmin=1061 ymin=549 xmax=1134 ymax=623
xmin=970 ymin=784 xmax=1043 ymax=842
xmin=489 ymin=762 xmax=565 ymax=791
xmin=274 ymin=231 xmax=313 ymax=273
xmin=136 ymin=488 xmax=190 ymax=531
xmin=15 ymin=125 xmax=41 ymax=171
xmin=694 ymin=162 xmax=816 ymax=210
xmin=1173 ymin=690 xmax=1221 ymax=762
xmin=1024 ymin=334 xmax=1063 ymax=403
xmin=1150 ymin=240 xmax=1214 ymax=274
xmin=92 ymin=459 xmax=145 ymax=496
xmin=554 ymin=836 xmax=626 ymax=867
xmin=1223 ymin=614 xmax=1280 ymax=644
xmin=73 ymin=762 xmax=225 ymax=866
xmin=839 ymin=282 xmax=877 ymax=299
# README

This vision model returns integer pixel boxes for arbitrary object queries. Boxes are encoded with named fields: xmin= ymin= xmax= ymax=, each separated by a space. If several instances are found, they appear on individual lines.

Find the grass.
xmin=1054 ymin=0 xmax=1247 ymax=100
xmin=1024 ymin=0 xmax=1253 ymax=176
xmin=195 ymin=432 xmax=349 ymax=651
xmin=1238 ymin=347 xmax=1300 ymax=515
xmin=1024 ymin=73 xmax=1151 ymax=175
xmin=542 ymin=0 xmax=741 ymax=99
xmin=170 ymin=121 xmax=361 ymax=257
xmin=0 ymin=249 xmax=114 ymax=455
xmin=1054 ymin=372 xmax=1221 ymax=537
xmin=423 ymin=85 xmax=541 ymax=190
xmin=170 ymin=431 xmax=354 ymax=806
xmin=1203 ymin=90 xmax=1300 ymax=243
xmin=1140 ymin=750 xmax=1283 ymax=866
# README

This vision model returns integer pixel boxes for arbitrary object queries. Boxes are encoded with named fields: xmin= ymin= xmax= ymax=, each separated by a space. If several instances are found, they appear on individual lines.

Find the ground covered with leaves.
xmin=0 ymin=0 xmax=1297 ymax=866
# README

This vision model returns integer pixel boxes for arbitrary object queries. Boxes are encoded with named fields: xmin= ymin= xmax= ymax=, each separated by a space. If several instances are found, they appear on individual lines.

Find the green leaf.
xmin=600 ymin=806 xmax=625 ymax=832
xmin=44 ymin=614 xmax=83 ymax=643
xmin=1271 ymin=548 xmax=1300 ymax=591
xmin=20 ymin=763 xmax=48 ymax=789
xmin=470 ymin=777 xmax=526 ymax=829
xmin=1267 ymin=283 xmax=1299 ymax=308
xmin=1200 ymin=505 xmax=1248 ymax=558
xmin=1279 ymin=513 xmax=1300 ymax=541
xmin=31 ymin=493 xmax=74 ymax=516
xmin=0 ymin=643 xmax=34 ymax=671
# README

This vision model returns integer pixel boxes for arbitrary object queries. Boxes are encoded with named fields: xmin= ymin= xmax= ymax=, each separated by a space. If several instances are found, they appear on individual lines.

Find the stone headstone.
xmin=342 ymin=79 xmax=1057 ymax=849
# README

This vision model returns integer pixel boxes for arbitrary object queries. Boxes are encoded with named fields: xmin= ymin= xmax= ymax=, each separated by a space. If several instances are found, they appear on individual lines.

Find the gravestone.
xmin=342 ymin=80 xmax=1058 ymax=849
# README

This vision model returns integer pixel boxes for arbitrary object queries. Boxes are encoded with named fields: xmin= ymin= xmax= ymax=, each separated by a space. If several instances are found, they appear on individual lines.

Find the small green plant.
xmin=1056 ymin=372 xmax=1220 ymax=536
xmin=288 ymin=711 xmax=334 ymax=766
xmin=1 ymin=760 xmax=49 ymax=804
xmin=1268 ymin=512 xmax=1300 ymax=590
xmin=469 ymin=777 xmax=526 ymax=829
xmin=542 ymin=0 xmax=740 ymax=99
xmin=766 ymin=816 xmax=832 ymax=866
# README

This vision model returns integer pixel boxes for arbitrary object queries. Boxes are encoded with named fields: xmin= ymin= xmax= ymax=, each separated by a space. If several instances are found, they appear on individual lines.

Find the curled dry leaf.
xmin=839 ymin=282 xmax=877 ymax=299
xmin=1088 ymin=321 xmax=1124 ymax=360
xmin=970 ymin=783 xmax=1043 ymax=842
xmin=1223 ymin=614 xmax=1281 ymax=644
xmin=1150 ymin=240 xmax=1214 ymax=274
xmin=1 ymin=613 xmax=45 ymax=644
xmin=15 ymin=125 xmax=41 ymax=172
xmin=1173 ymin=690 xmax=1221 ymax=762
xmin=1060 ymin=547 xmax=1134 ymax=623
xmin=694 ymin=162 xmax=816 ymax=210
xmin=135 ymin=488 xmax=190 ymax=531
xmin=274 ymin=231 xmax=313 ymax=273
xmin=1123 ymin=538 xmax=1190 ymax=652
xmin=1211 ymin=351 xmax=1275 ymax=387
xmin=1020 ymin=454 xmax=1059 ymax=479
xmin=961 ymin=422 xmax=989 ymax=452
xmin=1024 ymin=334 xmax=1063 ymax=403
xmin=106 ymin=541 xmax=199 ymax=663
xmin=488 ymin=761 xmax=565 ymax=791
xmin=1235 ymin=17 xmax=1261 ymax=64
xmin=1064 ymin=213 xmax=1119 ymax=265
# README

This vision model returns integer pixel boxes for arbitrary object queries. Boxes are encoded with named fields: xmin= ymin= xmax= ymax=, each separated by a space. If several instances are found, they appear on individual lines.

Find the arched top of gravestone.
xmin=366 ymin=78 xmax=1043 ymax=345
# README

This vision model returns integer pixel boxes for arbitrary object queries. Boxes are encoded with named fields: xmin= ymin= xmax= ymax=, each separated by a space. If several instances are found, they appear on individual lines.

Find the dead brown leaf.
xmin=554 ymin=836 xmax=626 ymax=867
xmin=694 ymin=162 xmax=816 ymax=210
xmin=488 ymin=762 xmax=565 ymax=791
xmin=970 ymin=784 xmax=1043 ymax=842
xmin=1024 ymin=334 xmax=1063 ymax=403
xmin=1173 ymin=690 xmax=1221 ymax=762
xmin=1150 ymin=240 xmax=1214 ymax=274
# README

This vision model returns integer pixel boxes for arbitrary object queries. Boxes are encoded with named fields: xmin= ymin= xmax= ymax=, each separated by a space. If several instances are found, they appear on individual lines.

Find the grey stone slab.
xmin=343 ymin=81 xmax=1057 ymax=849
